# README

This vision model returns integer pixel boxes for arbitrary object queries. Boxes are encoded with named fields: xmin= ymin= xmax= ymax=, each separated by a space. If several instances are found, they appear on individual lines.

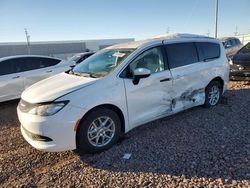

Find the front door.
xmin=122 ymin=46 xmax=173 ymax=128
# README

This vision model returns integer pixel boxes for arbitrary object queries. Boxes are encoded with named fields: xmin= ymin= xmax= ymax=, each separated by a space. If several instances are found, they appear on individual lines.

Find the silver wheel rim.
xmin=208 ymin=85 xmax=220 ymax=106
xmin=87 ymin=116 xmax=115 ymax=147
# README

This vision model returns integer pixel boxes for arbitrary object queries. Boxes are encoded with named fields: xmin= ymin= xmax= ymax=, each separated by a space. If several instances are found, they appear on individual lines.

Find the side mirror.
xmin=132 ymin=68 xmax=151 ymax=85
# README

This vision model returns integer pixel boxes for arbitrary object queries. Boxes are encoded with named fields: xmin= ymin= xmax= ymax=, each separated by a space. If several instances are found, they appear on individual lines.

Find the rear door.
xmin=164 ymin=42 xmax=206 ymax=112
xmin=122 ymin=46 xmax=173 ymax=127
xmin=0 ymin=58 xmax=24 ymax=102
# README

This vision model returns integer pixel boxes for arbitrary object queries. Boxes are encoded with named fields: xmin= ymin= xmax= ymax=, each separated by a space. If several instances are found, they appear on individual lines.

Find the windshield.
xmin=239 ymin=43 xmax=250 ymax=54
xmin=71 ymin=49 xmax=134 ymax=77
xmin=69 ymin=55 xmax=81 ymax=62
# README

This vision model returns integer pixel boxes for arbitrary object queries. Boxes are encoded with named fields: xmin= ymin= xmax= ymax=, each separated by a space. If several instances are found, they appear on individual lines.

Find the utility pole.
xmin=234 ymin=26 xmax=238 ymax=36
xmin=24 ymin=28 xmax=31 ymax=54
xmin=215 ymin=0 xmax=219 ymax=38
xmin=166 ymin=27 xmax=170 ymax=34
xmin=206 ymin=29 xmax=210 ymax=37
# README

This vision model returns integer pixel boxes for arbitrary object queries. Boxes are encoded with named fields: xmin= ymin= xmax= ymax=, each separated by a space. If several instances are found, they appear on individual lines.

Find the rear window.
xmin=196 ymin=42 xmax=220 ymax=61
xmin=165 ymin=42 xmax=199 ymax=68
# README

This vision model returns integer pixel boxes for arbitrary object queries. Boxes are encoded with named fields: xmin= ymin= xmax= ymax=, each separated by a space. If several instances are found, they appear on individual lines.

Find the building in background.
xmin=237 ymin=33 xmax=250 ymax=45
xmin=0 ymin=38 xmax=134 ymax=59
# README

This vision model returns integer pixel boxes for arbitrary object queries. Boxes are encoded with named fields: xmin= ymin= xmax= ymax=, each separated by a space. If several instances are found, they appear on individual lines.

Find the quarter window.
xmin=196 ymin=42 xmax=220 ymax=61
xmin=165 ymin=42 xmax=198 ymax=68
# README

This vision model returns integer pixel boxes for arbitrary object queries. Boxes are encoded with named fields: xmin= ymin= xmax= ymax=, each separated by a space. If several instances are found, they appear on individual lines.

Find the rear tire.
xmin=76 ymin=108 xmax=121 ymax=153
xmin=204 ymin=80 xmax=222 ymax=108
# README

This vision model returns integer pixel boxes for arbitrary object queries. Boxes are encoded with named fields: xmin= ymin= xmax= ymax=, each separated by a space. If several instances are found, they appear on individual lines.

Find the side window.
xmin=0 ymin=59 xmax=14 ymax=76
xmin=196 ymin=42 xmax=220 ymax=61
xmin=0 ymin=58 xmax=27 ymax=75
xmin=226 ymin=40 xmax=232 ymax=48
xmin=24 ymin=57 xmax=60 ymax=71
xmin=231 ymin=39 xmax=236 ymax=47
xmin=129 ymin=47 xmax=165 ymax=75
xmin=39 ymin=58 xmax=60 ymax=68
xmin=24 ymin=57 xmax=41 ymax=71
xmin=165 ymin=42 xmax=198 ymax=69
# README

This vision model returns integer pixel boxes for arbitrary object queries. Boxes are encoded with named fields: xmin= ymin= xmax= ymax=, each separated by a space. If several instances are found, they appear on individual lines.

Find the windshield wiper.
xmin=73 ymin=72 xmax=98 ymax=78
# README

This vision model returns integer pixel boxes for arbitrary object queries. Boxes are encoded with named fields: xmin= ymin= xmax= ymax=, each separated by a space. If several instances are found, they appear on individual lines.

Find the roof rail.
xmin=152 ymin=33 xmax=214 ymax=40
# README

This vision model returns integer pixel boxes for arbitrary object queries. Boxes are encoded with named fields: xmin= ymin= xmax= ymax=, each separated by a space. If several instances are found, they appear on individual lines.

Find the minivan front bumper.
xmin=17 ymin=103 xmax=84 ymax=152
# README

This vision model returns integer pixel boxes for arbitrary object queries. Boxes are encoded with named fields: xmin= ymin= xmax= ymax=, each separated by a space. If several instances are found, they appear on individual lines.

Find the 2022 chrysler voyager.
xmin=0 ymin=55 xmax=74 ymax=102
xmin=17 ymin=34 xmax=229 ymax=153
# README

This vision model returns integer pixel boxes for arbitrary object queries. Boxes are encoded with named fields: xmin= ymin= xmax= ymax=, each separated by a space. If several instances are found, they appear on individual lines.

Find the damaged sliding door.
xmin=164 ymin=42 xmax=206 ymax=112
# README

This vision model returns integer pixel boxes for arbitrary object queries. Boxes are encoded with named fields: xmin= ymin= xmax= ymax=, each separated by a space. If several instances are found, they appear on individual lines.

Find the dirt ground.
xmin=0 ymin=81 xmax=250 ymax=187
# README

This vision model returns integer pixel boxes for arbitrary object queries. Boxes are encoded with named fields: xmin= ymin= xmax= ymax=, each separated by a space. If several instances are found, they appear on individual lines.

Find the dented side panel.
xmin=169 ymin=62 xmax=207 ymax=112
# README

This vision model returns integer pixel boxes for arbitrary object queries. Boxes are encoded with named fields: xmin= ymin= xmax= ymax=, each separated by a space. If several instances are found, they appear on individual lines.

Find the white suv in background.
xmin=0 ymin=55 xmax=74 ymax=102
xmin=220 ymin=37 xmax=243 ymax=58
xmin=17 ymin=34 xmax=229 ymax=153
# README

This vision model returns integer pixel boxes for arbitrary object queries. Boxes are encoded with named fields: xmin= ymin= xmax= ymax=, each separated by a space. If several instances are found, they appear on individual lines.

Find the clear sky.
xmin=0 ymin=0 xmax=249 ymax=42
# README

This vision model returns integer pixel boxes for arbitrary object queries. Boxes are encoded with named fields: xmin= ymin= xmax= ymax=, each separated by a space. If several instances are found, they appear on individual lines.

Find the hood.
xmin=233 ymin=53 xmax=250 ymax=66
xmin=21 ymin=72 xmax=97 ymax=103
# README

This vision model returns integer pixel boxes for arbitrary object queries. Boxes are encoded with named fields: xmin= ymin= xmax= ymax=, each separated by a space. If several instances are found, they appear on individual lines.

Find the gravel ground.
xmin=0 ymin=81 xmax=250 ymax=187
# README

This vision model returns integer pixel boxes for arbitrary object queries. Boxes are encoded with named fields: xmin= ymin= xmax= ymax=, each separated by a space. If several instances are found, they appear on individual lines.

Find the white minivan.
xmin=0 ymin=55 xmax=74 ymax=102
xmin=17 ymin=34 xmax=229 ymax=153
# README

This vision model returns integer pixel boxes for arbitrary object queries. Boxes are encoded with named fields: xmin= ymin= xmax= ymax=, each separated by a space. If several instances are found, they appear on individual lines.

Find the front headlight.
xmin=19 ymin=100 xmax=69 ymax=116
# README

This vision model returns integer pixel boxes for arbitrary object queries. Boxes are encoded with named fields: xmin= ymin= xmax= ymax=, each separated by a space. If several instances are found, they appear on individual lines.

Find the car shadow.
xmin=0 ymin=99 xmax=20 ymax=127
xmin=78 ymin=87 xmax=250 ymax=181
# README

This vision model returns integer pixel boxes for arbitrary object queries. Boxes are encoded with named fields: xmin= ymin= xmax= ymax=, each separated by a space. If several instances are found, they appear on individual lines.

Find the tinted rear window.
xmin=0 ymin=58 xmax=26 ymax=75
xmin=0 ymin=59 xmax=13 ymax=76
xmin=196 ymin=42 xmax=220 ymax=61
xmin=165 ymin=42 xmax=199 ymax=68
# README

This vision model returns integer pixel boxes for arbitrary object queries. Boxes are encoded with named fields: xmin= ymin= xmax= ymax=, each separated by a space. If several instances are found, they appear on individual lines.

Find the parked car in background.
xmin=69 ymin=52 xmax=95 ymax=65
xmin=0 ymin=55 xmax=74 ymax=102
xmin=17 ymin=34 xmax=229 ymax=153
xmin=220 ymin=37 xmax=243 ymax=58
xmin=230 ymin=42 xmax=250 ymax=80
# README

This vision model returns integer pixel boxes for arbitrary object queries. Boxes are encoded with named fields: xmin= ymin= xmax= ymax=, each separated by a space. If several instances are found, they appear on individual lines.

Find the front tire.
xmin=204 ymin=80 xmax=222 ymax=108
xmin=76 ymin=108 xmax=121 ymax=153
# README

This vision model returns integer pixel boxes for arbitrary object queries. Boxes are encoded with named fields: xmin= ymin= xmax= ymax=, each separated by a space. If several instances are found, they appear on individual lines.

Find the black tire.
xmin=76 ymin=108 xmax=121 ymax=153
xmin=204 ymin=80 xmax=222 ymax=108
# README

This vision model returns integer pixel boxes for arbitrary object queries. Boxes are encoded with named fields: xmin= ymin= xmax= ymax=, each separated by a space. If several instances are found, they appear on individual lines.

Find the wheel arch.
xmin=76 ymin=104 xmax=126 ymax=133
xmin=206 ymin=76 xmax=224 ymax=91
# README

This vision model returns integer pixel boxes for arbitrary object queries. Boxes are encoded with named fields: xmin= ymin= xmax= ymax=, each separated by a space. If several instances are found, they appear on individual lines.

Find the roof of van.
xmin=219 ymin=37 xmax=240 ymax=41
xmin=0 ymin=55 xmax=62 ymax=62
xmin=107 ymin=33 xmax=216 ymax=50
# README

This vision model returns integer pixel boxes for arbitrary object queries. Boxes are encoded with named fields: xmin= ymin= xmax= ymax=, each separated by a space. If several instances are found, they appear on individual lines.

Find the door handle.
xmin=160 ymin=78 xmax=172 ymax=82
xmin=12 ymin=76 xmax=20 ymax=79
xmin=46 ymin=70 xmax=53 ymax=73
